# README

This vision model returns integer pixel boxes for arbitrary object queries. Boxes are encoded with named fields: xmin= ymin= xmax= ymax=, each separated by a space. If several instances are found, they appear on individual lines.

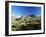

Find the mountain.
xmin=12 ymin=15 xmax=41 ymax=22
xmin=12 ymin=15 xmax=41 ymax=31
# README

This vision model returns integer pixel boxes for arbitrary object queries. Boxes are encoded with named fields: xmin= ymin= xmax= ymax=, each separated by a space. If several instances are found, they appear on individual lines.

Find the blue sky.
xmin=12 ymin=5 xmax=41 ymax=17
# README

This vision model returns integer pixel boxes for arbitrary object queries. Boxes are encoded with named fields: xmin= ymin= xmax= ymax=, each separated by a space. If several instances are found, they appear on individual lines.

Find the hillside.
xmin=12 ymin=15 xmax=41 ymax=31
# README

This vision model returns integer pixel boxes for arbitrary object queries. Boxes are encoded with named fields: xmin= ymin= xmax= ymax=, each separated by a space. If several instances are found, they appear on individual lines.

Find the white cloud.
xmin=16 ymin=16 xmax=21 ymax=18
xmin=12 ymin=14 xmax=21 ymax=18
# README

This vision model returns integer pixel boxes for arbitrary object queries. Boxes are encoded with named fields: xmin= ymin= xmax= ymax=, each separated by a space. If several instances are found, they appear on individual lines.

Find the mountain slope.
xmin=12 ymin=15 xmax=41 ymax=31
